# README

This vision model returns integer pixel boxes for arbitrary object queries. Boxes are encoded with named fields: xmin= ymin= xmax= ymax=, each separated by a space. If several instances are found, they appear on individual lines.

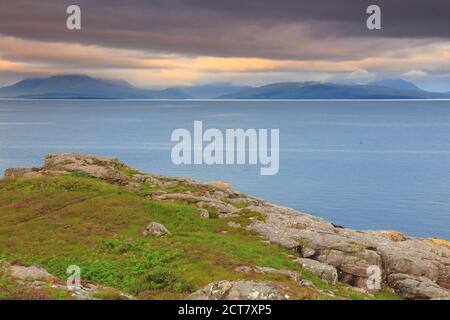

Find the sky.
xmin=0 ymin=0 xmax=449 ymax=91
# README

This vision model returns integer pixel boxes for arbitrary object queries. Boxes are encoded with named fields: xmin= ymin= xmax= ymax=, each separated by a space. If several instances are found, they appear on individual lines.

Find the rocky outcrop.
xmin=142 ymin=222 xmax=171 ymax=237
xmin=4 ymin=153 xmax=450 ymax=300
xmin=248 ymin=203 xmax=450 ymax=297
xmin=189 ymin=280 xmax=290 ymax=300
xmin=44 ymin=153 xmax=131 ymax=184
xmin=5 ymin=153 xmax=166 ymax=189
xmin=387 ymin=273 xmax=450 ymax=299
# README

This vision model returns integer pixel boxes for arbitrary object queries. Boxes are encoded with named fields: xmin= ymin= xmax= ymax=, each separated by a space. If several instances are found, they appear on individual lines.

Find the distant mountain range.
xmin=219 ymin=80 xmax=450 ymax=99
xmin=367 ymin=79 xmax=422 ymax=91
xmin=0 ymin=75 xmax=448 ymax=100
xmin=0 ymin=75 xmax=190 ymax=99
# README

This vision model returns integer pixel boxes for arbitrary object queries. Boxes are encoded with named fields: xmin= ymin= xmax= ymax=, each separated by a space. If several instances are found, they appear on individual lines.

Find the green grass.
xmin=232 ymin=201 xmax=249 ymax=209
xmin=139 ymin=180 xmax=201 ymax=196
xmin=226 ymin=209 xmax=266 ymax=227
xmin=117 ymin=167 xmax=140 ymax=177
xmin=201 ymin=204 xmax=219 ymax=219
xmin=0 ymin=175 xmax=399 ymax=300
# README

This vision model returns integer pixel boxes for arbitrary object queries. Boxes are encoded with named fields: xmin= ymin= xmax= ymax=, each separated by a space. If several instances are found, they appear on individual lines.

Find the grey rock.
xmin=299 ymin=279 xmax=316 ymax=288
xmin=255 ymin=266 xmax=299 ymax=281
xmin=42 ymin=153 xmax=131 ymax=184
xmin=144 ymin=176 xmax=164 ymax=186
xmin=189 ymin=280 xmax=290 ymax=300
xmin=295 ymin=258 xmax=338 ymax=285
xmin=197 ymin=201 xmax=239 ymax=215
xmin=234 ymin=266 xmax=253 ymax=274
xmin=247 ymin=202 xmax=450 ymax=297
xmin=387 ymin=273 xmax=450 ymax=300
xmin=437 ymin=260 xmax=450 ymax=289
xmin=10 ymin=265 xmax=55 ymax=282
xmin=227 ymin=221 xmax=241 ymax=228
xmin=142 ymin=222 xmax=171 ymax=237
xmin=300 ymin=247 xmax=316 ymax=258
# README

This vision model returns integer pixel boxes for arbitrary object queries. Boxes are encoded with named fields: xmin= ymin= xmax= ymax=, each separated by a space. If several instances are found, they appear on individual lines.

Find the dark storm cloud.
xmin=0 ymin=0 xmax=448 ymax=59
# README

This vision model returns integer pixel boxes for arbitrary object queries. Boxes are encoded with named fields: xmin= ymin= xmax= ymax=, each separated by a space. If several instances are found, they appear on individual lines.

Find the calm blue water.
xmin=1 ymin=99 xmax=450 ymax=240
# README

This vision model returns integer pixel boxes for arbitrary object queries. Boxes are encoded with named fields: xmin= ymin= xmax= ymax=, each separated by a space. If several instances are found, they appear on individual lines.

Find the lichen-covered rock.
xmin=255 ymin=266 xmax=299 ymax=281
xmin=142 ymin=222 xmax=171 ymax=237
xmin=189 ymin=280 xmax=290 ymax=300
xmin=379 ymin=230 xmax=407 ymax=242
xmin=227 ymin=221 xmax=241 ymax=228
xmin=44 ymin=153 xmax=131 ymax=184
xmin=10 ymin=265 xmax=55 ymax=282
xmin=295 ymin=258 xmax=338 ymax=285
xmin=380 ymin=249 xmax=439 ymax=280
xmin=437 ymin=260 xmax=450 ymax=289
xmin=387 ymin=273 xmax=450 ymax=299
xmin=299 ymin=279 xmax=316 ymax=288
xmin=197 ymin=201 xmax=238 ymax=215
xmin=429 ymin=238 xmax=450 ymax=248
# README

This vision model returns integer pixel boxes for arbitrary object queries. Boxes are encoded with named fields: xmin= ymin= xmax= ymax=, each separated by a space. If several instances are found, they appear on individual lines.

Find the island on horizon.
xmin=0 ymin=75 xmax=449 ymax=100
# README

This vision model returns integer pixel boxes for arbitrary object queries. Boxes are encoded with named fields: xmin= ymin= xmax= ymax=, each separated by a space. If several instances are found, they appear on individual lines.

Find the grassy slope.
xmin=0 ymin=174 xmax=399 ymax=300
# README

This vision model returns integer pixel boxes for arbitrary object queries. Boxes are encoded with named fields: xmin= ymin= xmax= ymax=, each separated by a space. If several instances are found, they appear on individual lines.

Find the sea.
xmin=1 ymin=99 xmax=449 ymax=239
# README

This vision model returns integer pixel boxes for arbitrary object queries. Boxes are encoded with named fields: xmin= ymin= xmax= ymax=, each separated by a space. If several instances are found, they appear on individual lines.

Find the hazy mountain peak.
xmin=0 ymin=75 xmax=190 ymax=99
xmin=368 ymin=79 xmax=421 ymax=91
xmin=219 ymin=81 xmax=448 ymax=99
xmin=176 ymin=82 xmax=253 ymax=99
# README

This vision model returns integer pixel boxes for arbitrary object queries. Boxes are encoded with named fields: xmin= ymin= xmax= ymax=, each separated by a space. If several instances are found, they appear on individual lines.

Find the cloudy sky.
xmin=0 ymin=0 xmax=449 ymax=91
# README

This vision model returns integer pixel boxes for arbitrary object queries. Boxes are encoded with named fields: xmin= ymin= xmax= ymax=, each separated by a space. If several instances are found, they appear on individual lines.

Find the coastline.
xmin=0 ymin=153 xmax=449 ymax=300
